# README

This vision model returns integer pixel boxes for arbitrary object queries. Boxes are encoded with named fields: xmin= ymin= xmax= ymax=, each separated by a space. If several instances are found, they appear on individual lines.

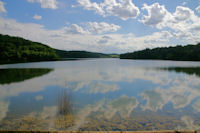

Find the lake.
xmin=0 ymin=58 xmax=200 ymax=131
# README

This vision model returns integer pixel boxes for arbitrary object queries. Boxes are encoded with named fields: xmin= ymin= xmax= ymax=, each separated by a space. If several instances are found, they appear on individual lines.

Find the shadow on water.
xmin=0 ymin=68 xmax=53 ymax=85
xmin=157 ymin=67 xmax=200 ymax=77
xmin=55 ymin=89 xmax=75 ymax=130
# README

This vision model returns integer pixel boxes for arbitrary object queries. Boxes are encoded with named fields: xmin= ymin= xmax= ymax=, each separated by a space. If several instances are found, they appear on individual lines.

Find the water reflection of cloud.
xmin=40 ymin=106 xmax=57 ymax=120
xmin=0 ymin=64 xmax=174 ymax=100
xmin=35 ymin=95 xmax=43 ymax=101
xmin=141 ymin=90 xmax=164 ymax=112
xmin=104 ymin=95 xmax=138 ymax=119
xmin=0 ymin=71 xmax=58 ymax=99
xmin=71 ymin=95 xmax=138 ymax=130
xmin=71 ymin=100 xmax=105 ymax=130
xmin=141 ymin=74 xmax=200 ymax=112
xmin=1 ymin=65 xmax=200 ymax=112
xmin=28 ymin=106 xmax=57 ymax=130
xmin=28 ymin=106 xmax=57 ymax=120
xmin=0 ymin=101 xmax=9 ymax=121
xmin=0 ymin=63 xmax=177 ymax=102
xmin=88 ymin=81 xmax=120 ymax=94
xmin=192 ymin=99 xmax=200 ymax=112
xmin=1 ymin=60 xmax=200 ymax=130
xmin=97 ymin=67 xmax=172 ymax=86
xmin=176 ymin=116 xmax=200 ymax=130
xmin=65 ymin=81 xmax=90 ymax=91
xmin=65 ymin=81 xmax=120 ymax=94
xmin=171 ymin=95 xmax=188 ymax=109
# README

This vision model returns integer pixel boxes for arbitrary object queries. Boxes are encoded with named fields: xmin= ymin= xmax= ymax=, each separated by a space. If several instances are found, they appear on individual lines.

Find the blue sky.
xmin=0 ymin=0 xmax=200 ymax=53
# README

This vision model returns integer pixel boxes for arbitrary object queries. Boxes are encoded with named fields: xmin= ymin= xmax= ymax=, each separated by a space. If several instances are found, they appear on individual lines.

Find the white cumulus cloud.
xmin=65 ymin=24 xmax=89 ymax=34
xmin=86 ymin=22 xmax=120 ymax=34
xmin=65 ymin=22 xmax=120 ymax=35
xmin=196 ymin=5 xmax=200 ymax=13
xmin=27 ymin=0 xmax=58 ymax=9
xmin=140 ymin=3 xmax=171 ymax=28
xmin=76 ymin=0 xmax=104 ymax=15
xmin=173 ymin=6 xmax=193 ymax=22
xmin=140 ymin=3 xmax=200 ymax=44
xmin=0 ymin=17 xmax=173 ymax=53
xmin=103 ymin=0 xmax=140 ymax=20
xmin=77 ymin=0 xmax=140 ymax=20
xmin=0 ymin=0 xmax=6 ymax=13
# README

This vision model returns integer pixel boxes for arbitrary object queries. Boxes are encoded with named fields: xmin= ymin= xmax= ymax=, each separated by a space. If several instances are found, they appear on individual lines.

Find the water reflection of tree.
xmin=158 ymin=67 xmax=200 ymax=77
xmin=0 ymin=68 xmax=53 ymax=84
xmin=55 ymin=89 xmax=75 ymax=129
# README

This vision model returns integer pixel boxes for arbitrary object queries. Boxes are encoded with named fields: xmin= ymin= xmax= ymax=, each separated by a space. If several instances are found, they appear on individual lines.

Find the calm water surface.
xmin=1 ymin=59 xmax=200 ymax=131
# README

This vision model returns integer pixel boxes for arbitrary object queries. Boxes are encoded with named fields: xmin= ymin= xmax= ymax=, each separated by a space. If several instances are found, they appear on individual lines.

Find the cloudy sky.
xmin=0 ymin=0 xmax=200 ymax=53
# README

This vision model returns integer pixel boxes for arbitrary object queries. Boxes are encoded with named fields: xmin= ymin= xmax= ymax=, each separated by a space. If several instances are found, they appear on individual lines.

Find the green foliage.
xmin=0 ymin=34 xmax=118 ymax=64
xmin=55 ymin=49 xmax=112 ymax=58
xmin=0 ymin=34 xmax=59 ymax=64
xmin=0 ymin=68 xmax=53 ymax=84
xmin=120 ymin=43 xmax=200 ymax=61
xmin=109 ymin=54 xmax=120 ymax=58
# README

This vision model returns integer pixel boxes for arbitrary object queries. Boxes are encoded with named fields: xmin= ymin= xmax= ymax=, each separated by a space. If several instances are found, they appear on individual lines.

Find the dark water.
xmin=0 ymin=59 xmax=200 ymax=131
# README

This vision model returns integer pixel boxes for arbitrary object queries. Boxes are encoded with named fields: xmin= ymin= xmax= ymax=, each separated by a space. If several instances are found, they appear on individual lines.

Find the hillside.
xmin=55 ymin=49 xmax=111 ymax=58
xmin=0 ymin=34 xmax=59 ymax=64
xmin=120 ymin=43 xmax=200 ymax=61
xmin=0 ymin=34 xmax=117 ymax=64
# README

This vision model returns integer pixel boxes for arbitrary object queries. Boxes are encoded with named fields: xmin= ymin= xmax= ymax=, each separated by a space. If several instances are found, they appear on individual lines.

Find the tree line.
xmin=0 ymin=34 xmax=116 ymax=64
xmin=0 ymin=34 xmax=59 ymax=64
xmin=120 ymin=43 xmax=200 ymax=61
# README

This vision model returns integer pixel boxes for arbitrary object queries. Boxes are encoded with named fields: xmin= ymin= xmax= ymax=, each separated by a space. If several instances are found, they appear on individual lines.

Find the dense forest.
xmin=120 ymin=43 xmax=200 ymax=61
xmin=55 ymin=49 xmax=111 ymax=58
xmin=0 ymin=34 xmax=116 ymax=64
xmin=0 ymin=34 xmax=59 ymax=64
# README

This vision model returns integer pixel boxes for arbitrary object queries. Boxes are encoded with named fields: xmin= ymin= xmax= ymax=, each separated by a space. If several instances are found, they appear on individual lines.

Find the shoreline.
xmin=0 ymin=131 xmax=199 ymax=133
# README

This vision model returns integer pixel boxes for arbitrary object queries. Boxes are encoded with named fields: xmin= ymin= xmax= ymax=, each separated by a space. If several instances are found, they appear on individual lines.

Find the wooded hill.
xmin=0 ymin=34 xmax=115 ymax=64
xmin=120 ymin=43 xmax=200 ymax=61
xmin=55 ymin=49 xmax=111 ymax=58
xmin=0 ymin=34 xmax=59 ymax=64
